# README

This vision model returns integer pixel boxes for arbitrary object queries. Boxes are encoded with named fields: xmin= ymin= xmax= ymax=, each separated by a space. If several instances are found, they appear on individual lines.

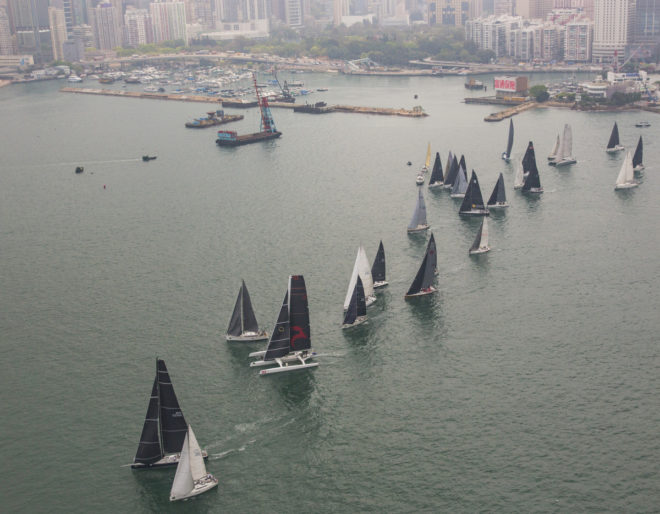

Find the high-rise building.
xmin=284 ymin=0 xmax=303 ymax=26
xmin=9 ymin=0 xmax=53 ymax=62
xmin=93 ymin=2 xmax=121 ymax=49
xmin=564 ymin=19 xmax=593 ymax=60
xmin=124 ymin=7 xmax=152 ymax=45
xmin=592 ymin=0 xmax=634 ymax=63
xmin=434 ymin=0 xmax=466 ymax=25
xmin=494 ymin=0 xmax=514 ymax=16
xmin=48 ymin=7 xmax=67 ymax=60
xmin=0 ymin=7 xmax=15 ymax=55
xmin=634 ymin=0 xmax=660 ymax=45
xmin=150 ymin=1 xmax=187 ymax=44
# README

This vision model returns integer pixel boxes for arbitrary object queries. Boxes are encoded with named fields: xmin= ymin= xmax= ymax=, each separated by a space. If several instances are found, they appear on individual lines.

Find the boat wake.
xmin=29 ymin=158 xmax=142 ymax=168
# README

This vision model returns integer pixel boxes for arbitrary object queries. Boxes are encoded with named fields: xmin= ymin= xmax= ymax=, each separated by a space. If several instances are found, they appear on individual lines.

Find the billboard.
xmin=494 ymin=77 xmax=517 ymax=92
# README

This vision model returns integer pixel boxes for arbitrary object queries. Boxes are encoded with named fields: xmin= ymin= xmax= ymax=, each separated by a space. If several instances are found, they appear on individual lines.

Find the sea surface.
xmin=1 ymin=72 xmax=659 ymax=513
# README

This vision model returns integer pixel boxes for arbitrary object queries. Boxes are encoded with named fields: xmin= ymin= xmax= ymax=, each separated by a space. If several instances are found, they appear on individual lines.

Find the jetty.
xmin=482 ymin=102 xmax=537 ymax=122
xmin=59 ymin=87 xmax=427 ymax=117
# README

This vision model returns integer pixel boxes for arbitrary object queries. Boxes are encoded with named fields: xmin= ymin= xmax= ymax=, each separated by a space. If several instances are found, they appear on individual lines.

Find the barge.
xmin=185 ymin=109 xmax=244 ymax=128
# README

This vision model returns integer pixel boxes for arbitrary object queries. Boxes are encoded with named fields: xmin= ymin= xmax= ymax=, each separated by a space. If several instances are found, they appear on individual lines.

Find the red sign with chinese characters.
xmin=494 ymin=78 xmax=516 ymax=91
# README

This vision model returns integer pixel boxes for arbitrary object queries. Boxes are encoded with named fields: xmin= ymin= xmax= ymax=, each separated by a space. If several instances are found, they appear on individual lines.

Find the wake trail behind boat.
xmin=30 ymin=158 xmax=142 ymax=168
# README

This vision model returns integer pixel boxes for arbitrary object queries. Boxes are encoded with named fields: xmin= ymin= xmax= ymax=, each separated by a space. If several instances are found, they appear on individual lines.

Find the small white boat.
xmin=169 ymin=425 xmax=218 ymax=502
xmin=606 ymin=122 xmax=625 ymax=153
xmin=226 ymin=280 xmax=268 ymax=341
xmin=67 ymin=74 xmax=82 ymax=83
xmin=469 ymin=218 xmax=491 ymax=255
xmin=407 ymin=187 xmax=429 ymax=233
xmin=614 ymin=151 xmax=639 ymax=190
xmin=415 ymin=173 xmax=424 ymax=185
xmin=635 ymin=121 xmax=650 ymax=128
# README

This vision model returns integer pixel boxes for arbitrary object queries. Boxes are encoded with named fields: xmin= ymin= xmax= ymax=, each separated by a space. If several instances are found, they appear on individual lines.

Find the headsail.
xmin=444 ymin=155 xmax=459 ymax=188
xmin=371 ymin=241 xmax=386 ymax=284
xmin=469 ymin=218 xmax=490 ymax=254
xmin=344 ymin=246 xmax=375 ymax=309
xmin=226 ymin=287 xmax=243 ymax=337
xmin=424 ymin=142 xmax=432 ymax=169
xmin=450 ymin=165 xmax=468 ymax=196
xmin=522 ymin=141 xmax=536 ymax=173
xmin=343 ymin=275 xmax=367 ymax=326
xmin=264 ymin=291 xmax=290 ymax=361
xmin=288 ymin=275 xmax=311 ymax=352
xmin=503 ymin=119 xmax=514 ymax=159
xmin=169 ymin=430 xmax=193 ymax=500
xmin=487 ymin=173 xmax=507 ymax=206
xmin=240 ymin=280 xmax=259 ymax=333
xmin=158 ymin=359 xmax=188 ymax=454
xmin=522 ymin=162 xmax=542 ymax=191
xmin=562 ymin=124 xmax=573 ymax=159
xmin=428 ymin=233 xmax=437 ymax=274
xmin=459 ymin=170 xmax=488 ymax=214
xmin=133 ymin=376 xmax=163 ymax=466
xmin=514 ymin=159 xmax=524 ymax=189
xmin=405 ymin=237 xmax=436 ymax=297
xmin=429 ymin=152 xmax=444 ymax=186
xmin=632 ymin=136 xmax=643 ymax=169
xmin=548 ymin=134 xmax=560 ymax=160
xmin=607 ymin=122 xmax=620 ymax=149
xmin=187 ymin=425 xmax=207 ymax=482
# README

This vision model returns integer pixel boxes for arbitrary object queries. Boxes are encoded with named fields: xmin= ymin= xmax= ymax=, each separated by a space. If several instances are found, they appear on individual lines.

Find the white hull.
xmin=487 ymin=202 xmax=508 ymax=209
xmin=615 ymin=182 xmax=639 ymax=190
xmin=373 ymin=281 xmax=389 ymax=289
xmin=259 ymin=361 xmax=319 ymax=375
xmin=459 ymin=210 xmax=490 ymax=216
xmin=554 ymin=158 xmax=576 ymax=167
xmin=250 ymin=350 xmax=316 ymax=367
xmin=407 ymin=224 xmax=429 ymax=233
xmin=248 ymin=349 xmax=267 ymax=358
xmin=404 ymin=286 xmax=437 ymax=299
xmin=170 ymin=476 xmax=218 ymax=501
xmin=469 ymin=246 xmax=491 ymax=255
xmin=131 ymin=450 xmax=208 ymax=469
xmin=450 ymin=193 xmax=465 ymax=198
xmin=428 ymin=182 xmax=444 ymax=188
xmin=226 ymin=330 xmax=268 ymax=342
xmin=415 ymin=176 xmax=424 ymax=185
xmin=342 ymin=316 xmax=367 ymax=329
xmin=501 ymin=154 xmax=510 ymax=162
xmin=523 ymin=188 xmax=544 ymax=194
xmin=366 ymin=295 xmax=377 ymax=307
xmin=513 ymin=184 xmax=523 ymax=190
xmin=634 ymin=165 xmax=645 ymax=172
xmin=258 ymin=351 xmax=318 ymax=375
xmin=606 ymin=146 xmax=624 ymax=154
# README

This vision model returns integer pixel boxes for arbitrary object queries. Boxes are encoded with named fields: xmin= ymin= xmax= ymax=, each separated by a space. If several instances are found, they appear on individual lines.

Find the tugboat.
xmin=185 ymin=110 xmax=244 ymax=128
xmin=142 ymin=155 xmax=157 ymax=162
xmin=216 ymin=74 xmax=282 ymax=147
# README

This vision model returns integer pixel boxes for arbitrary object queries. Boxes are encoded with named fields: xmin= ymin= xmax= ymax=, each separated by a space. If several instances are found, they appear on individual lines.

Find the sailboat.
xmin=468 ymin=218 xmax=490 ymax=255
xmin=169 ymin=425 xmax=218 ymax=502
xmin=428 ymin=152 xmax=444 ymax=188
xmin=606 ymin=122 xmax=624 ymax=153
xmin=428 ymin=232 xmax=438 ymax=275
xmin=344 ymin=245 xmax=376 ymax=309
xmin=443 ymin=155 xmax=459 ymax=190
xmin=450 ymin=165 xmax=468 ymax=198
xmin=522 ymin=141 xmax=535 ymax=175
xmin=226 ymin=280 xmax=268 ymax=341
xmin=371 ymin=240 xmax=388 ymax=289
xmin=248 ymin=275 xmax=318 ymax=375
xmin=522 ymin=157 xmax=543 ymax=193
xmin=404 ymin=235 xmax=437 ymax=298
xmin=407 ymin=187 xmax=429 ymax=233
xmin=501 ymin=119 xmax=514 ymax=161
xmin=459 ymin=170 xmax=490 ymax=216
xmin=547 ymin=134 xmax=560 ymax=161
xmin=513 ymin=159 xmax=525 ymax=189
xmin=342 ymin=275 xmax=367 ymax=329
xmin=132 ymin=359 xmax=208 ymax=469
xmin=487 ymin=172 xmax=508 ymax=208
xmin=632 ymin=136 xmax=644 ymax=172
xmin=421 ymin=142 xmax=432 ymax=173
xmin=550 ymin=124 xmax=576 ymax=167
xmin=443 ymin=151 xmax=453 ymax=185
xmin=614 ymin=151 xmax=639 ymax=190
xmin=415 ymin=171 xmax=425 ymax=185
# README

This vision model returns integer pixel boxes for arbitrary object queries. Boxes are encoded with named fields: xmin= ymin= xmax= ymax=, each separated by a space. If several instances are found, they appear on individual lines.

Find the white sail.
xmin=170 ymin=431 xmax=194 ymax=500
xmin=480 ymin=218 xmax=489 ymax=249
xmin=548 ymin=134 xmax=560 ymax=160
xmin=187 ymin=425 xmax=207 ymax=482
xmin=615 ymin=152 xmax=635 ymax=187
xmin=343 ymin=246 xmax=375 ymax=310
xmin=562 ymin=124 xmax=573 ymax=159
xmin=554 ymin=128 xmax=565 ymax=162
xmin=514 ymin=160 xmax=524 ymax=189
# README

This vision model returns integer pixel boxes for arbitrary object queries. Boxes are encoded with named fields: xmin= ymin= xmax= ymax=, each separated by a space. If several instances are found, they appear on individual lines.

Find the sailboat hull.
xmin=606 ymin=146 xmax=624 ymax=154
xmin=501 ymin=153 xmax=510 ymax=162
xmin=615 ymin=182 xmax=639 ymax=190
xmin=487 ymin=202 xmax=508 ymax=209
xmin=250 ymin=351 xmax=317 ymax=367
xmin=404 ymin=286 xmax=437 ymax=299
xmin=170 ymin=476 xmax=218 ymax=501
xmin=554 ymin=158 xmax=576 ymax=167
xmin=131 ymin=451 xmax=209 ymax=469
xmin=450 ymin=193 xmax=466 ymax=199
xmin=459 ymin=209 xmax=489 ymax=216
xmin=342 ymin=316 xmax=367 ymax=329
xmin=407 ymin=224 xmax=429 ymax=233
xmin=634 ymin=165 xmax=645 ymax=172
xmin=428 ymin=182 xmax=444 ymax=189
xmin=415 ymin=176 xmax=424 ymax=185
xmin=259 ymin=361 xmax=319 ymax=375
xmin=226 ymin=330 xmax=268 ymax=342
xmin=469 ymin=246 xmax=491 ymax=255
xmin=523 ymin=188 xmax=544 ymax=194
xmin=373 ymin=281 xmax=389 ymax=289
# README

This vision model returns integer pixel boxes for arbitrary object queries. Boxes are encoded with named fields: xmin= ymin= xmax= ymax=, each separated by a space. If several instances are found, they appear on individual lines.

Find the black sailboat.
xmin=428 ymin=233 xmax=438 ymax=275
xmin=632 ymin=136 xmax=644 ymax=171
xmin=522 ymin=141 xmax=535 ymax=174
xmin=501 ymin=119 xmax=514 ymax=161
xmin=487 ymin=172 xmax=508 ymax=208
xmin=132 ymin=359 xmax=207 ymax=469
xmin=249 ymin=275 xmax=317 ymax=374
xmin=459 ymin=170 xmax=490 ymax=216
xmin=405 ymin=235 xmax=437 ymax=298
xmin=522 ymin=141 xmax=543 ymax=193
xmin=342 ymin=276 xmax=367 ymax=328
xmin=428 ymin=152 xmax=444 ymax=188
xmin=606 ymin=122 xmax=624 ymax=153
xmin=371 ymin=240 xmax=388 ymax=288
xmin=469 ymin=218 xmax=490 ymax=255
xmin=226 ymin=280 xmax=268 ymax=341
xmin=443 ymin=155 xmax=460 ymax=190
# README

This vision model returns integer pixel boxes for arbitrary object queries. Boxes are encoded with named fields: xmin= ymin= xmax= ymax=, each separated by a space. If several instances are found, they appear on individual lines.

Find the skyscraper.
xmin=0 ymin=7 xmax=15 ymax=55
xmin=48 ymin=6 xmax=67 ymax=60
xmin=124 ymin=7 xmax=152 ymax=45
xmin=93 ymin=2 xmax=121 ymax=49
xmin=150 ymin=1 xmax=187 ymax=44
xmin=9 ymin=0 xmax=53 ymax=62
xmin=634 ymin=0 xmax=660 ymax=45
xmin=592 ymin=0 xmax=634 ymax=63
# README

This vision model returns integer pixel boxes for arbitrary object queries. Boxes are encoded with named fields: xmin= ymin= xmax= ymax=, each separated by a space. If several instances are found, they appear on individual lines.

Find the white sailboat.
xmin=547 ymin=134 xmax=560 ymax=161
xmin=407 ymin=187 xmax=429 ymax=233
xmin=344 ymin=245 xmax=376 ymax=310
xmin=169 ymin=425 xmax=218 ymax=502
xmin=550 ymin=124 xmax=576 ymax=167
xmin=614 ymin=151 xmax=639 ymax=190
xmin=513 ymin=159 xmax=525 ymax=189
xmin=469 ymin=218 xmax=490 ymax=255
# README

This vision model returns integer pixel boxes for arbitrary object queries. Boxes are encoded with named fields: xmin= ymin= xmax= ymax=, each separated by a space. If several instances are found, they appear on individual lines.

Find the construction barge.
xmin=293 ymin=101 xmax=335 ymax=114
xmin=185 ymin=109 xmax=243 ymax=128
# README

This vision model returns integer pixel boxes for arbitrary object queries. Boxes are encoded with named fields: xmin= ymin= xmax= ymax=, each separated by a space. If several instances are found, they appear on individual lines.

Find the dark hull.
xmin=221 ymin=100 xmax=258 ymax=108
xmin=131 ymin=452 xmax=209 ymax=469
xmin=216 ymin=131 xmax=282 ymax=147
xmin=293 ymin=105 xmax=334 ymax=114
xmin=185 ymin=115 xmax=243 ymax=128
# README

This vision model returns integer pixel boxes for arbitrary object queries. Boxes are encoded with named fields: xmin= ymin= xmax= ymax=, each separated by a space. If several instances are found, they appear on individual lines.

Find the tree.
xmin=529 ymin=84 xmax=549 ymax=102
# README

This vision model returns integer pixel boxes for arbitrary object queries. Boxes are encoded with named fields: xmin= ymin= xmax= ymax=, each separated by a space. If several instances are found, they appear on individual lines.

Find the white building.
xmin=124 ymin=8 xmax=153 ymax=46
xmin=150 ymin=1 xmax=187 ymax=44
xmin=93 ymin=3 xmax=122 ymax=50
xmin=592 ymin=0 xmax=634 ymax=64
xmin=564 ymin=20 xmax=593 ymax=61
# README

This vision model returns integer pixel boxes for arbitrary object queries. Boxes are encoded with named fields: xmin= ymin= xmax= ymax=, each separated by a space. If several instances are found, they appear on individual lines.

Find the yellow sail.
xmin=424 ymin=142 xmax=431 ymax=168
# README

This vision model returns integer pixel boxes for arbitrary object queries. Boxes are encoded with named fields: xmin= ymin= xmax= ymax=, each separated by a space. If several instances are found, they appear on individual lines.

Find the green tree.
xmin=529 ymin=84 xmax=549 ymax=102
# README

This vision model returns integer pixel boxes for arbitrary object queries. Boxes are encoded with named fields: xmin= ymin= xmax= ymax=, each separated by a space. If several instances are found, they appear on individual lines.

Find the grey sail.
xmin=469 ymin=219 xmax=485 ymax=253
xmin=451 ymin=165 xmax=468 ymax=196
xmin=408 ymin=187 xmax=427 ymax=229
xmin=487 ymin=173 xmax=507 ymax=205
xmin=226 ymin=287 xmax=243 ymax=336
xmin=240 ymin=281 xmax=260 ymax=333
xmin=157 ymin=359 xmax=188 ymax=454
xmin=264 ymin=291 xmax=290 ymax=361
xmin=632 ymin=136 xmax=643 ymax=168
xmin=343 ymin=275 xmax=366 ymax=326
xmin=428 ymin=233 xmax=437 ymax=274
xmin=405 ymin=239 xmax=436 ymax=296
xmin=444 ymin=151 xmax=453 ymax=182
xmin=371 ymin=241 xmax=386 ymax=283
xmin=133 ymin=376 xmax=163 ymax=466
xmin=444 ymin=155 xmax=459 ymax=188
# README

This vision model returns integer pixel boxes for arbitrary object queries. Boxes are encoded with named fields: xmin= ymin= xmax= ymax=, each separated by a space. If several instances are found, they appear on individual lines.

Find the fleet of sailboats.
xmin=501 ymin=119 xmax=514 ymax=161
xmin=469 ymin=218 xmax=490 ymax=255
xmin=614 ymin=151 xmax=639 ymax=190
xmin=169 ymin=425 xmax=218 ymax=502
xmin=226 ymin=280 xmax=268 ymax=341
xmin=549 ymin=123 xmax=576 ymax=167
xmin=606 ymin=122 xmax=625 ymax=153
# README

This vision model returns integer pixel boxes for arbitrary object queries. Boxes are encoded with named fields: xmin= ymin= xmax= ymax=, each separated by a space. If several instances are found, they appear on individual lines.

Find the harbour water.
xmin=1 ymin=73 xmax=659 ymax=513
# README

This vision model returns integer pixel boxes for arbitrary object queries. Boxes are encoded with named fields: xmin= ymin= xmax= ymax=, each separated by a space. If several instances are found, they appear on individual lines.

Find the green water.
xmin=1 ymin=73 xmax=659 ymax=513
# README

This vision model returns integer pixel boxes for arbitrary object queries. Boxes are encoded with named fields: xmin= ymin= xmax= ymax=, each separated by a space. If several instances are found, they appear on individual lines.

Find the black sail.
xmin=133 ymin=375 xmax=163 ymax=466
xmin=406 ymin=242 xmax=436 ymax=296
xmin=522 ymin=141 xmax=536 ymax=173
xmin=157 ymin=359 xmax=188 ymax=454
xmin=240 ymin=280 xmax=260 ymax=333
xmin=264 ymin=291 xmax=290 ymax=361
xmin=444 ymin=151 xmax=453 ymax=181
xmin=429 ymin=152 xmax=444 ymax=185
xmin=444 ymin=155 xmax=459 ymax=187
xmin=428 ymin=233 xmax=437 ymax=274
xmin=459 ymin=154 xmax=466 ymax=174
xmin=227 ymin=286 xmax=243 ymax=336
xmin=607 ymin=122 xmax=620 ymax=148
xmin=522 ymin=164 xmax=542 ymax=190
xmin=469 ymin=219 xmax=485 ymax=253
xmin=632 ymin=136 xmax=643 ymax=168
xmin=487 ymin=173 xmax=507 ymax=205
xmin=460 ymin=170 xmax=487 ymax=213
xmin=343 ymin=276 xmax=366 ymax=325
xmin=504 ymin=119 xmax=514 ymax=158
xmin=289 ymin=275 xmax=311 ymax=352
xmin=371 ymin=241 xmax=386 ymax=283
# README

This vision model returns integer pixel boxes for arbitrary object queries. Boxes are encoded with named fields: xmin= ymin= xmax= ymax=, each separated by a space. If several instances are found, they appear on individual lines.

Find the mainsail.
xmin=288 ymin=275 xmax=311 ymax=352
xmin=522 ymin=141 xmax=536 ymax=173
xmin=444 ymin=155 xmax=459 ymax=188
xmin=469 ymin=218 xmax=489 ymax=253
xmin=503 ymin=119 xmax=514 ymax=159
xmin=158 ymin=360 xmax=188 ymax=454
xmin=459 ymin=170 xmax=488 ymax=214
xmin=429 ymin=152 xmax=444 ymax=186
xmin=227 ymin=280 xmax=260 ymax=336
xmin=522 ymin=162 xmax=542 ymax=191
xmin=607 ymin=122 xmax=620 ymax=149
xmin=548 ymin=134 xmax=560 ymax=160
xmin=264 ymin=291 xmax=290 ymax=361
xmin=487 ymin=173 xmax=507 ymax=206
xmin=450 ymin=165 xmax=468 ymax=196
xmin=134 ymin=376 xmax=162 ymax=466
xmin=371 ymin=241 xmax=386 ymax=284
xmin=632 ymin=136 xmax=643 ymax=169
xmin=428 ymin=233 xmax=437 ymax=274
xmin=344 ymin=246 xmax=375 ymax=309
xmin=405 ymin=237 xmax=436 ymax=297
xmin=343 ymin=275 xmax=367 ymax=326
xmin=561 ymin=124 xmax=573 ymax=160
xmin=169 ymin=430 xmax=193 ymax=500
xmin=407 ymin=187 xmax=428 ymax=230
